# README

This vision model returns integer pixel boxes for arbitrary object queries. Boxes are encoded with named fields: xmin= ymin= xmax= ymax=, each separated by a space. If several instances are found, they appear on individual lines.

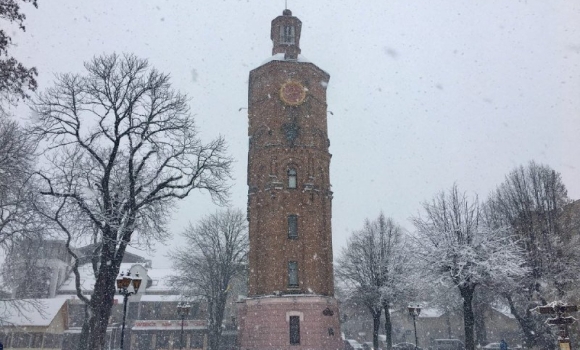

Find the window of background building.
xmin=289 ymin=316 xmax=300 ymax=345
xmin=31 ymin=333 xmax=43 ymax=348
xmin=135 ymin=333 xmax=152 ymax=349
xmin=156 ymin=331 xmax=171 ymax=349
xmin=288 ymin=261 xmax=298 ymax=287
xmin=1 ymin=333 xmax=12 ymax=347
xmin=280 ymin=25 xmax=295 ymax=44
xmin=61 ymin=333 xmax=80 ymax=350
xmin=288 ymin=168 xmax=297 ymax=188
xmin=43 ymin=333 xmax=62 ymax=348
xmin=288 ymin=215 xmax=298 ymax=239
xmin=191 ymin=332 xmax=205 ymax=349
xmin=12 ymin=333 xmax=30 ymax=348
xmin=173 ymin=334 xmax=183 ymax=349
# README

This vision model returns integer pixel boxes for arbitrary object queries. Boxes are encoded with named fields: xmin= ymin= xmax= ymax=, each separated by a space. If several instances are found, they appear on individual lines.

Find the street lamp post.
xmin=408 ymin=305 xmax=422 ymax=350
xmin=177 ymin=302 xmax=191 ymax=350
xmin=116 ymin=271 xmax=142 ymax=350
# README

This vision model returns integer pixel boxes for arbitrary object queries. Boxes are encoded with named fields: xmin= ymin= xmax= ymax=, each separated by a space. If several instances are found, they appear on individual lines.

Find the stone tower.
xmin=237 ymin=9 xmax=343 ymax=350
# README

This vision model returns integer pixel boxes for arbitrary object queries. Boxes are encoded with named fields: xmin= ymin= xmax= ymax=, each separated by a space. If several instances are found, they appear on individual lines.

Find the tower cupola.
xmin=271 ymin=9 xmax=302 ymax=59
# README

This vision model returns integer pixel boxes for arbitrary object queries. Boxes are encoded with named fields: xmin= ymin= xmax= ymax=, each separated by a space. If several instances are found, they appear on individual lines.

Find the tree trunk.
xmin=207 ymin=292 xmax=228 ymax=350
xmin=77 ymin=304 xmax=91 ymax=350
xmin=505 ymin=294 xmax=556 ymax=350
xmin=474 ymin=300 xmax=487 ymax=347
xmin=86 ymin=266 xmax=117 ymax=350
xmin=460 ymin=286 xmax=476 ymax=350
xmin=371 ymin=307 xmax=381 ymax=350
xmin=80 ymin=234 xmax=123 ymax=350
xmin=382 ymin=301 xmax=393 ymax=350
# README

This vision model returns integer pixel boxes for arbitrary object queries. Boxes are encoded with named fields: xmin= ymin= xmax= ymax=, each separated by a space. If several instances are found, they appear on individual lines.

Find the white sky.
xmin=9 ymin=0 xmax=580 ymax=268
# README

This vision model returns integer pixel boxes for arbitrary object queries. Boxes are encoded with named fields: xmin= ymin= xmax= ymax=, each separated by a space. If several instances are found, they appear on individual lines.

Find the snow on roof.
xmin=58 ymin=292 xmax=184 ymax=305
xmin=59 ymin=263 xmax=138 ymax=293
xmin=60 ymin=294 xmax=125 ymax=304
xmin=0 ymin=299 xmax=66 ymax=327
xmin=261 ymin=53 xmax=311 ymax=65
xmin=143 ymin=268 xmax=176 ymax=292
xmin=419 ymin=308 xmax=445 ymax=318
xmin=491 ymin=305 xmax=516 ymax=319
xmin=59 ymin=263 xmax=177 ymax=295
xmin=138 ymin=294 xmax=182 ymax=302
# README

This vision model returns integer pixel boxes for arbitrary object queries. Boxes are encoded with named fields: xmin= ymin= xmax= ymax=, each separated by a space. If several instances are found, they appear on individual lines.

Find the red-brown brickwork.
xmin=247 ymin=59 xmax=334 ymax=297
xmin=239 ymin=9 xmax=342 ymax=350
xmin=237 ymin=296 xmax=343 ymax=350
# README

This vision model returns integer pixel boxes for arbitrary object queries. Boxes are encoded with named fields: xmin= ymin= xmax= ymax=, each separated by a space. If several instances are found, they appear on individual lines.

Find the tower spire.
xmin=271 ymin=9 xmax=302 ymax=59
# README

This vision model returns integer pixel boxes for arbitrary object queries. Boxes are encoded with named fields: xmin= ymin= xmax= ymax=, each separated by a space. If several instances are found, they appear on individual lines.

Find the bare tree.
xmin=336 ymin=213 xmax=411 ymax=350
xmin=0 ymin=115 xmax=48 ymax=326
xmin=0 ymin=115 xmax=39 ymax=245
xmin=0 ymin=0 xmax=38 ymax=110
xmin=1 ymin=237 xmax=53 ymax=298
xmin=168 ymin=209 xmax=248 ymax=350
xmin=484 ymin=161 xmax=574 ymax=349
xmin=31 ymin=53 xmax=232 ymax=350
xmin=412 ymin=185 xmax=527 ymax=350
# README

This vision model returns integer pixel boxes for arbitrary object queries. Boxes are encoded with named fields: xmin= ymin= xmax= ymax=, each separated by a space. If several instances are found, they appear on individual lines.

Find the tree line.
xmin=336 ymin=162 xmax=579 ymax=350
xmin=1 ymin=4 xmax=241 ymax=350
xmin=1 ymin=2 xmax=578 ymax=350
xmin=1 ymin=51 xmax=236 ymax=349
xmin=1 ymin=2 xmax=235 ymax=346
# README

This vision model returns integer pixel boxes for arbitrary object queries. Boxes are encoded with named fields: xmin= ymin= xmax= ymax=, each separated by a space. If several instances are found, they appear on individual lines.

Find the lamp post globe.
xmin=116 ymin=271 xmax=141 ymax=350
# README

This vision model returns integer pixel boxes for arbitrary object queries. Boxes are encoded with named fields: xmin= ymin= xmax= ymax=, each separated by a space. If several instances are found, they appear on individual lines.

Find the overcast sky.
xmin=10 ymin=0 xmax=580 ymax=268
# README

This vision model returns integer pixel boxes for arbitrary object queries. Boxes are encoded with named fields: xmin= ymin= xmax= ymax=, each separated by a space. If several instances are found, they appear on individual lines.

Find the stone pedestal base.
xmin=237 ymin=295 xmax=343 ymax=350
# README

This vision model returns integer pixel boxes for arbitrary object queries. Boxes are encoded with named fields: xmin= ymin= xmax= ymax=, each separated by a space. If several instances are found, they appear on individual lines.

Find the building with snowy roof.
xmin=56 ymin=262 xmax=211 ymax=350
xmin=1 ymin=241 xmax=219 ymax=350
xmin=0 ymin=298 xmax=68 ymax=349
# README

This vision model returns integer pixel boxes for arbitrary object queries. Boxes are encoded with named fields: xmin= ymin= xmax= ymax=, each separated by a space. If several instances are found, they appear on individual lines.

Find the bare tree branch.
xmin=484 ymin=161 xmax=573 ymax=348
xmin=30 ymin=53 xmax=233 ymax=350
xmin=336 ymin=213 xmax=411 ymax=350
xmin=168 ymin=209 xmax=248 ymax=350
xmin=412 ymin=184 xmax=528 ymax=350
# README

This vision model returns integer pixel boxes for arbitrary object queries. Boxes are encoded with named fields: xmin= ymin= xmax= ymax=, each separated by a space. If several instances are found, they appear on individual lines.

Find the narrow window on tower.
xmin=288 ymin=261 xmax=298 ymax=287
xmin=289 ymin=316 xmax=300 ymax=345
xmin=288 ymin=168 xmax=297 ymax=189
xmin=280 ymin=25 xmax=296 ymax=44
xmin=288 ymin=215 xmax=298 ymax=239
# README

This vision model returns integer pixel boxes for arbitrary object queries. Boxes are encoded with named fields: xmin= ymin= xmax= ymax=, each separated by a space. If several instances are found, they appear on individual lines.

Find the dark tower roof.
xmin=271 ymin=9 xmax=302 ymax=59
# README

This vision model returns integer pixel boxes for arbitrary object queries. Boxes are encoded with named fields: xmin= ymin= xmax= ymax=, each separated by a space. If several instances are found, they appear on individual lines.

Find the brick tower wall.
xmin=239 ymin=10 xmax=343 ymax=350
xmin=247 ymin=60 xmax=335 ymax=297
xmin=237 ymin=296 xmax=343 ymax=350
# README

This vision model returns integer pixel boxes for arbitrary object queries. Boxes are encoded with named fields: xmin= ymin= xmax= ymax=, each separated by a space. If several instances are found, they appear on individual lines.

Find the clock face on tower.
xmin=280 ymin=81 xmax=306 ymax=106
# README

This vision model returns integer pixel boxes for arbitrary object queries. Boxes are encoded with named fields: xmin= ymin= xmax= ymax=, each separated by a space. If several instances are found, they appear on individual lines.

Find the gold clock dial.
xmin=280 ymin=81 xmax=306 ymax=106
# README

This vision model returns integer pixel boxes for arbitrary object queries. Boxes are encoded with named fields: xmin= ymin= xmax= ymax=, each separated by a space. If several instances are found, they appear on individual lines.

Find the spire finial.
xmin=285 ymin=0 xmax=288 ymax=10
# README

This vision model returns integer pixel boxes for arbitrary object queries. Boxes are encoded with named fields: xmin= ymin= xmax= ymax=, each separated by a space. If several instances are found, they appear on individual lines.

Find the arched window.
xmin=288 ymin=261 xmax=298 ymax=287
xmin=288 ymin=168 xmax=297 ymax=189
xmin=288 ymin=215 xmax=298 ymax=239
xmin=289 ymin=316 xmax=300 ymax=345
xmin=280 ymin=25 xmax=296 ymax=44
